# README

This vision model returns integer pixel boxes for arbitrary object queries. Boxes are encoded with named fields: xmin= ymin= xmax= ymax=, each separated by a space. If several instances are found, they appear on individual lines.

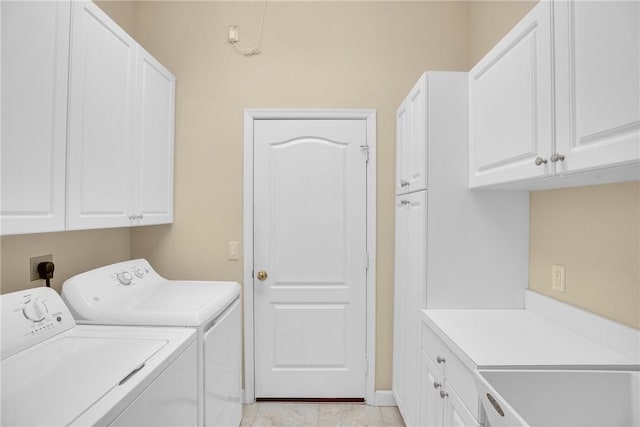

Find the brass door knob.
xmin=256 ymin=270 xmax=268 ymax=281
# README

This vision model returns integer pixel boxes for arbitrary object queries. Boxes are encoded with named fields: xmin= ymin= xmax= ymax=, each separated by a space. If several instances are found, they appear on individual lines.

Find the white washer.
xmin=61 ymin=259 xmax=242 ymax=427
xmin=1 ymin=287 xmax=198 ymax=426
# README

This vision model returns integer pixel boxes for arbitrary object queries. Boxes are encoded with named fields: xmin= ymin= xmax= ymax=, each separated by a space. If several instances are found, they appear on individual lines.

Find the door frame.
xmin=243 ymin=109 xmax=377 ymax=404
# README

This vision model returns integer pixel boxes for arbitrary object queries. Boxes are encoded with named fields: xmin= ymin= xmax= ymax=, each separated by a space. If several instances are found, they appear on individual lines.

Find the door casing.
xmin=243 ymin=109 xmax=377 ymax=404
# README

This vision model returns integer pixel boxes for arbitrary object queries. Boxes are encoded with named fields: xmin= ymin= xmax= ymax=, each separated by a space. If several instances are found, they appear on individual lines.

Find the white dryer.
xmin=61 ymin=259 xmax=242 ymax=427
xmin=1 ymin=287 xmax=198 ymax=426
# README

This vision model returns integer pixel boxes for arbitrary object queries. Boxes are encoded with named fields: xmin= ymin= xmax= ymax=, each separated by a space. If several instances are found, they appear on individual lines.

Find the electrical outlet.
xmin=552 ymin=264 xmax=565 ymax=293
xmin=30 ymin=254 xmax=53 ymax=281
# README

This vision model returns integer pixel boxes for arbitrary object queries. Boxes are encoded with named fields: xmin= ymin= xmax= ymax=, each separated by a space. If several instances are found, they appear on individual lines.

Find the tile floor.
xmin=241 ymin=402 xmax=405 ymax=426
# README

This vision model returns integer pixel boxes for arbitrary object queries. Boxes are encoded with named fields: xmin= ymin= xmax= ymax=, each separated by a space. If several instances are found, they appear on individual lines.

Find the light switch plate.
xmin=228 ymin=241 xmax=239 ymax=260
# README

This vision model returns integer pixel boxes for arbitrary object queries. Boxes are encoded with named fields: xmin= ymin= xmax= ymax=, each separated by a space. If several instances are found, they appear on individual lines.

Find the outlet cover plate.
xmin=552 ymin=264 xmax=565 ymax=293
xmin=30 ymin=254 xmax=53 ymax=281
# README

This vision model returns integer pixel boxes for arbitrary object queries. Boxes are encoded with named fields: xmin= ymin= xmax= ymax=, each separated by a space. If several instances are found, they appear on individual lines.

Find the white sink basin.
xmin=475 ymin=369 xmax=640 ymax=427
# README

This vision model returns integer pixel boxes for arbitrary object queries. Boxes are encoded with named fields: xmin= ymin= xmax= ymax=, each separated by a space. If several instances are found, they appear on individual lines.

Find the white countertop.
xmin=422 ymin=308 xmax=639 ymax=371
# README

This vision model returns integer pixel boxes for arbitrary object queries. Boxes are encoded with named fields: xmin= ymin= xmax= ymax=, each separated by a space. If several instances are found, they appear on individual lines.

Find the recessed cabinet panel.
xmin=396 ymin=75 xmax=427 ymax=194
xmin=134 ymin=47 xmax=175 ymax=225
xmin=67 ymin=1 xmax=136 ymax=230
xmin=469 ymin=0 xmax=554 ymax=187
xmin=0 ymin=1 xmax=70 ymax=235
xmin=554 ymin=0 xmax=640 ymax=173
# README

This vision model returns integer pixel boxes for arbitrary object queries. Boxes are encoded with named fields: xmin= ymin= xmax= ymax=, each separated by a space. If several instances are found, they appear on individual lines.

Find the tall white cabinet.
xmin=1 ymin=0 xmax=175 ymax=235
xmin=0 ymin=1 xmax=71 ymax=235
xmin=392 ymin=72 xmax=528 ymax=426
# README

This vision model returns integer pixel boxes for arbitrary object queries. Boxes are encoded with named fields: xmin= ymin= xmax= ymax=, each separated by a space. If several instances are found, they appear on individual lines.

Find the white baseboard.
xmin=370 ymin=390 xmax=396 ymax=407
xmin=525 ymin=290 xmax=640 ymax=363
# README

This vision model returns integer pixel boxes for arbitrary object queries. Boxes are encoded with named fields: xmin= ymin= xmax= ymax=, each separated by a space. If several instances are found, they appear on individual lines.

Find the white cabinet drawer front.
xmin=422 ymin=320 xmax=450 ymax=376
xmin=422 ymin=321 xmax=478 ymax=418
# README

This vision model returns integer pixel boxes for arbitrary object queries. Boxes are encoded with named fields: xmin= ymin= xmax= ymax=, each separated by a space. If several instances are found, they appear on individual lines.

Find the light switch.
xmin=228 ymin=241 xmax=239 ymax=260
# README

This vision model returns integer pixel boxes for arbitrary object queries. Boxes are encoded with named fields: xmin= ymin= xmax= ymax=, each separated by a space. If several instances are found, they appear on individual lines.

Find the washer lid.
xmin=1 ymin=334 xmax=165 ymax=426
xmin=84 ymin=281 xmax=240 ymax=327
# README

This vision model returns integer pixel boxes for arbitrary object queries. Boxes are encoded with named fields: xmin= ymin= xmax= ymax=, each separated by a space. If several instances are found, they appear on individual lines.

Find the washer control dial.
xmin=116 ymin=271 xmax=133 ymax=285
xmin=133 ymin=267 xmax=145 ymax=278
xmin=22 ymin=299 xmax=48 ymax=322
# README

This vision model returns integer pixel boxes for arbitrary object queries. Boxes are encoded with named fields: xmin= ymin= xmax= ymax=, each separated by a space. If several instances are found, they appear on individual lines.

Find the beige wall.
xmin=530 ymin=182 xmax=640 ymax=329
xmin=0 ymin=228 xmax=131 ymax=294
xmin=127 ymin=0 xmax=470 ymax=390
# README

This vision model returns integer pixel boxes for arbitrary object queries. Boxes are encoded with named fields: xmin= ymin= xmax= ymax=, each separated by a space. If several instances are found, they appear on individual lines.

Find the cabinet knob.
xmin=399 ymin=179 xmax=410 ymax=187
xmin=129 ymin=215 xmax=136 ymax=220
xmin=137 ymin=214 xmax=144 ymax=220
xmin=400 ymin=200 xmax=410 ymax=206
xmin=534 ymin=157 xmax=548 ymax=166
xmin=550 ymin=153 xmax=565 ymax=163
xmin=436 ymin=356 xmax=446 ymax=364
xmin=440 ymin=390 xmax=449 ymax=399
xmin=433 ymin=381 xmax=442 ymax=389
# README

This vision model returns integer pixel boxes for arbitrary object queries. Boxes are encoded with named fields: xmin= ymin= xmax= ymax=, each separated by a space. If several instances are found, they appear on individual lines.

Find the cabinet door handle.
xmin=436 ymin=356 xmax=446 ymax=364
xmin=550 ymin=153 xmax=565 ymax=163
xmin=433 ymin=381 xmax=442 ymax=389
xmin=534 ymin=157 xmax=548 ymax=166
xmin=440 ymin=390 xmax=449 ymax=399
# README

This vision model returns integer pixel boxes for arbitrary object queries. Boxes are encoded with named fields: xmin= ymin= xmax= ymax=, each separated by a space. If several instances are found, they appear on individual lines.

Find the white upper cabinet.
xmin=470 ymin=0 xmax=639 ymax=189
xmin=1 ymin=1 xmax=71 ymax=235
xmin=553 ymin=0 xmax=640 ymax=173
xmin=67 ymin=1 xmax=137 ymax=230
xmin=469 ymin=0 xmax=554 ymax=188
xmin=133 ymin=46 xmax=175 ymax=225
xmin=66 ymin=1 xmax=175 ymax=230
xmin=396 ymin=75 xmax=427 ymax=194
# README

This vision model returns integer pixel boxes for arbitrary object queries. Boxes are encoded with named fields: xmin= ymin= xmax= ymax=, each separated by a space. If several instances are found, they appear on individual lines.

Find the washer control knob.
xmin=116 ymin=271 xmax=133 ymax=285
xmin=133 ymin=267 xmax=145 ymax=278
xmin=23 ymin=299 xmax=48 ymax=322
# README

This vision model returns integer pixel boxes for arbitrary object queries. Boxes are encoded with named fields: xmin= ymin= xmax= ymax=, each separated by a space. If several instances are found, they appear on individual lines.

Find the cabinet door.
xmin=554 ymin=0 xmax=640 ymax=173
xmin=133 ymin=46 xmax=175 ymax=226
xmin=392 ymin=196 xmax=408 ymax=409
xmin=67 ymin=1 xmax=136 ymax=230
xmin=420 ymin=352 xmax=444 ymax=427
xmin=443 ymin=386 xmax=479 ymax=427
xmin=469 ymin=1 xmax=554 ymax=187
xmin=1 ymin=1 xmax=70 ymax=235
xmin=393 ymin=191 xmax=427 ymax=426
xmin=396 ymin=74 xmax=427 ymax=194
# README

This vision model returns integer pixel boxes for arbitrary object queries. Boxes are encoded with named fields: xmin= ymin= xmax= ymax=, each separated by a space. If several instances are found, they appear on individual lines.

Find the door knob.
xmin=256 ymin=270 xmax=268 ymax=281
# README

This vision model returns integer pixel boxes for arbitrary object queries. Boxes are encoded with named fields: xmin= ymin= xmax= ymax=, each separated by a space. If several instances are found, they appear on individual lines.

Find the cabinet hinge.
xmin=360 ymin=145 xmax=369 ymax=163
xmin=364 ymin=253 xmax=369 ymax=270
xmin=364 ymin=358 xmax=369 ymax=375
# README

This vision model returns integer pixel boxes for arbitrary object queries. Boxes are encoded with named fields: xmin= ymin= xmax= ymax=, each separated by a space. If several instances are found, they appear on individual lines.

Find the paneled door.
xmin=253 ymin=119 xmax=368 ymax=398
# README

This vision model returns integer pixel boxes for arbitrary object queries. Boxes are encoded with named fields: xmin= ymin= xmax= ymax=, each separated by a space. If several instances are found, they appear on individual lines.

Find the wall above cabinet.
xmin=469 ymin=0 xmax=639 ymax=190
xmin=1 ymin=1 xmax=175 ymax=236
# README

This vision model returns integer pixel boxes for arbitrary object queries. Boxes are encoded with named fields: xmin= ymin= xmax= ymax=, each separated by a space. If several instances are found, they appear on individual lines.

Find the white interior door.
xmin=253 ymin=119 xmax=368 ymax=398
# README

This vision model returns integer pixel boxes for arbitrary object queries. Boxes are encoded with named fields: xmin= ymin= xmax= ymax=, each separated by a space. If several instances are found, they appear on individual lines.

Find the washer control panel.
xmin=61 ymin=259 xmax=164 ymax=322
xmin=1 ymin=287 xmax=75 ymax=360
